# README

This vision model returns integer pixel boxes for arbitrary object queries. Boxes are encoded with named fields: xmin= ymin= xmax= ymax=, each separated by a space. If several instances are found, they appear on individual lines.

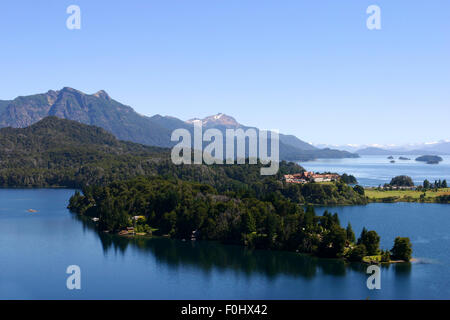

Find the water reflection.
xmin=75 ymin=215 xmax=410 ymax=280
xmin=394 ymin=262 xmax=412 ymax=275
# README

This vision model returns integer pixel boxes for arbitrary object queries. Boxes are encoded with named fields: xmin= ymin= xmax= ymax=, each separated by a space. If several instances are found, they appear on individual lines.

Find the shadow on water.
xmin=394 ymin=262 xmax=412 ymax=275
xmin=73 ymin=215 xmax=410 ymax=280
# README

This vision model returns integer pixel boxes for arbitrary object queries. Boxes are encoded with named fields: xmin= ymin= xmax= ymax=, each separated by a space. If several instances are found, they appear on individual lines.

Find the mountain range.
xmin=0 ymin=87 xmax=357 ymax=161
xmin=315 ymin=141 xmax=450 ymax=155
xmin=355 ymin=147 xmax=442 ymax=156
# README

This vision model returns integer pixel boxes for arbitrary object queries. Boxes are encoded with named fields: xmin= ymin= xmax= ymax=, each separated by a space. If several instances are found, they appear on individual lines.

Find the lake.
xmin=299 ymin=155 xmax=450 ymax=187
xmin=0 ymin=189 xmax=449 ymax=300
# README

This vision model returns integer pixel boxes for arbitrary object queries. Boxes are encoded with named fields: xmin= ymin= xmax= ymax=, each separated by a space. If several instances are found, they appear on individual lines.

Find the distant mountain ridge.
xmin=317 ymin=141 xmax=450 ymax=155
xmin=0 ymin=116 xmax=164 ymax=154
xmin=0 ymin=87 xmax=174 ymax=147
xmin=0 ymin=88 xmax=357 ymax=161
xmin=355 ymin=146 xmax=447 ymax=156
xmin=187 ymin=113 xmax=241 ymax=128
xmin=0 ymin=116 xmax=169 ymax=187
xmin=189 ymin=113 xmax=318 ymax=152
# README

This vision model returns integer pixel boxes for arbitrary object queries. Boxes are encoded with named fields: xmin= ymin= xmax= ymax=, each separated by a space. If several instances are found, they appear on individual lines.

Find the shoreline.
xmin=362 ymin=258 xmax=416 ymax=265
xmin=368 ymin=198 xmax=449 ymax=204
xmin=111 ymin=228 xmax=414 ymax=266
xmin=365 ymin=187 xmax=450 ymax=204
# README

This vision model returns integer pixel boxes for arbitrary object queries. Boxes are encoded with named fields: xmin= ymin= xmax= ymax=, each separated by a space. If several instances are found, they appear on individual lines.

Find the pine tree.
xmin=304 ymin=206 xmax=316 ymax=229
xmin=241 ymin=211 xmax=256 ymax=234
xmin=357 ymin=228 xmax=380 ymax=255
xmin=357 ymin=227 xmax=367 ymax=245
xmin=332 ymin=213 xmax=340 ymax=226
xmin=346 ymin=223 xmax=356 ymax=243
xmin=381 ymin=249 xmax=391 ymax=262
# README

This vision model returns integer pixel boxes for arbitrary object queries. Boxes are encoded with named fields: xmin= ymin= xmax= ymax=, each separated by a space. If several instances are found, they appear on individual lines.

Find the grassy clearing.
xmin=362 ymin=255 xmax=383 ymax=264
xmin=365 ymin=188 xmax=450 ymax=203
xmin=361 ymin=255 xmax=411 ymax=264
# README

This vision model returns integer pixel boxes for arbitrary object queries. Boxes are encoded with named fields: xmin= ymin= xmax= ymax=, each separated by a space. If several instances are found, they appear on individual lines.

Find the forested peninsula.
xmin=68 ymin=177 xmax=411 ymax=263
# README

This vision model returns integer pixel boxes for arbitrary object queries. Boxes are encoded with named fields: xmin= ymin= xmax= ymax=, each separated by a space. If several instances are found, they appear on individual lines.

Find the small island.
xmin=387 ymin=156 xmax=394 ymax=160
xmin=399 ymin=157 xmax=410 ymax=160
xmin=415 ymin=155 xmax=443 ymax=164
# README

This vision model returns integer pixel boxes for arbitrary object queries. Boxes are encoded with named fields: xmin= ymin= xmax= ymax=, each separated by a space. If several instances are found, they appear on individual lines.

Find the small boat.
xmin=27 ymin=209 xmax=37 ymax=213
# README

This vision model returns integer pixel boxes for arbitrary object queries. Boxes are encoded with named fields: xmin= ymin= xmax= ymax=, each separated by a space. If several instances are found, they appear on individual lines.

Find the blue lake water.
xmin=0 ymin=189 xmax=449 ymax=300
xmin=299 ymin=155 xmax=450 ymax=187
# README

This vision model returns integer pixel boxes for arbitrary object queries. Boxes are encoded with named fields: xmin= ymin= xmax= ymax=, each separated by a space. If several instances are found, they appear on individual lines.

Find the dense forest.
xmin=68 ymin=177 xmax=409 ymax=262
xmin=0 ymin=116 xmax=166 ymax=187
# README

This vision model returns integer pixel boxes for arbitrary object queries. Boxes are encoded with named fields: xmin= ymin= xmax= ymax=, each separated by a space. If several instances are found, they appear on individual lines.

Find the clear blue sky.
xmin=0 ymin=0 xmax=449 ymax=145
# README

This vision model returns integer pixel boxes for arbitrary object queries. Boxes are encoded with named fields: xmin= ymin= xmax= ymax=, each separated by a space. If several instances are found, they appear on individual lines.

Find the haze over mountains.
xmin=0 ymin=88 xmax=357 ymax=161
xmin=315 ymin=142 xmax=450 ymax=155
xmin=187 ymin=113 xmax=318 ymax=152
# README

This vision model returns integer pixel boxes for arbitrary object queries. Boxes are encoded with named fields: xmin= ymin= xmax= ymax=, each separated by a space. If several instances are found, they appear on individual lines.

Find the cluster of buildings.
xmin=284 ymin=171 xmax=340 ymax=184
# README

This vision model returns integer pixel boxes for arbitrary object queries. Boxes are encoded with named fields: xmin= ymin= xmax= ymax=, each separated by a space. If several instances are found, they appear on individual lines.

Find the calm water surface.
xmin=299 ymin=155 xmax=450 ymax=187
xmin=0 ymin=189 xmax=449 ymax=300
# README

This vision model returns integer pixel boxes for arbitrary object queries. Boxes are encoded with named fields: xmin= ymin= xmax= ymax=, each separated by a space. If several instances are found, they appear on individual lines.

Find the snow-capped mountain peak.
xmin=186 ymin=113 xmax=240 ymax=128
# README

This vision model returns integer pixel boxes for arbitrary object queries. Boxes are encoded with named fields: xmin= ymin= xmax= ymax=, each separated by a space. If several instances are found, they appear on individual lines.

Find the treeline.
xmin=378 ymin=176 xmax=448 ymax=191
xmin=420 ymin=179 xmax=447 ymax=190
xmin=68 ymin=177 xmax=407 ymax=261
xmin=340 ymin=173 xmax=357 ymax=184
